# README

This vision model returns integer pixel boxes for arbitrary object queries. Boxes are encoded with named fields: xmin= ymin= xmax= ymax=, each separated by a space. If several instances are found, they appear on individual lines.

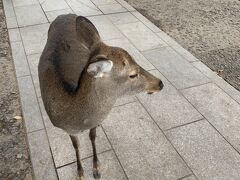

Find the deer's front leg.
xmin=89 ymin=127 xmax=101 ymax=179
xmin=70 ymin=135 xmax=84 ymax=180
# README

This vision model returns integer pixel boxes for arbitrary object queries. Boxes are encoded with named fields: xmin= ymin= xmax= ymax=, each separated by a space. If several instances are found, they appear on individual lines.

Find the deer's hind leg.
xmin=70 ymin=135 xmax=84 ymax=180
xmin=89 ymin=127 xmax=101 ymax=179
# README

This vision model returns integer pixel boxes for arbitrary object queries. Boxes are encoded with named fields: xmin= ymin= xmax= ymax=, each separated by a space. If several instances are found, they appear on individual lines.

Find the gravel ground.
xmin=126 ymin=0 xmax=240 ymax=91
xmin=0 ymin=0 xmax=33 ymax=179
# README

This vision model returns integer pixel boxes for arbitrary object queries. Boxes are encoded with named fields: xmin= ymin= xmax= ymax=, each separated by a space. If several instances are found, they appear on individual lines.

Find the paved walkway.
xmin=3 ymin=0 xmax=240 ymax=179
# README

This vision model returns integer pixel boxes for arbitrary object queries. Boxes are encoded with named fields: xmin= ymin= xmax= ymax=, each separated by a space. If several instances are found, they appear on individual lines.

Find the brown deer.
xmin=38 ymin=14 xmax=163 ymax=179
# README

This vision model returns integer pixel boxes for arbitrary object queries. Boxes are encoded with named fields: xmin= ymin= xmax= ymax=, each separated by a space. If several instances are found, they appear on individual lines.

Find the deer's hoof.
xmin=93 ymin=168 xmax=101 ymax=179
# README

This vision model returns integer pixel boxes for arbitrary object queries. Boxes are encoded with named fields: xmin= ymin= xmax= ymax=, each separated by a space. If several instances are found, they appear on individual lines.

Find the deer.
xmin=38 ymin=14 xmax=163 ymax=179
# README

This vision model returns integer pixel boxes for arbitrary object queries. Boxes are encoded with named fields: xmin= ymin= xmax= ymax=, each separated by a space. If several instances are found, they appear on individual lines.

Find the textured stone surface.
xmin=20 ymin=23 xmax=49 ymax=55
xmin=137 ymin=70 xmax=203 ymax=130
xmin=182 ymin=83 xmax=240 ymax=152
xmin=45 ymin=9 xmax=73 ymax=22
xmin=117 ymin=22 xmax=167 ymax=51
xmin=143 ymin=47 xmax=210 ymax=89
xmin=105 ymin=38 xmax=155 ymax=70
xmin=28 ymin=130 xmax=58 ymax=180
xmin=39 ymin=0 xmax=69 ymax=12
xmin=11 ymin=41 xmax=30 ymax=77
xmin=17 ymin=76 xmax=44 ymax=132
xmin=166 ymin=120 xmax=240 ymax=180
xmin=57 ymin=151 xmax=127 ymax=180
xmin=8 ymin=28 xmax=21 ymax=42
xmin=15 ymin=4 xmax=48 ymax=27
xmin=103 ymin=102 xmax=190 ymax=180
xmin=106 ymin=12 xmax=138 ymax=25
xmin=98 ymin=3 xmax=127 ymax=14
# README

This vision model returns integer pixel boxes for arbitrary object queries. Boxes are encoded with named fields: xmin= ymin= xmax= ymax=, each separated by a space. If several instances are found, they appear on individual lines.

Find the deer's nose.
xmin=159 ymin=80 xmax=164 ymax=90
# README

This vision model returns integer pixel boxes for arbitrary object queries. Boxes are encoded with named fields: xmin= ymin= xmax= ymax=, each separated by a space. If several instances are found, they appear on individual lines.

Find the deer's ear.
xmin=87 ymin=60 xmax=113 ymax=78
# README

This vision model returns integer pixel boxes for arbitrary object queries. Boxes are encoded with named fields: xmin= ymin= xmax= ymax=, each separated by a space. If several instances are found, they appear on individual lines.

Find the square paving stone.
xmin=117 ymin=22 xmax=167 ymax=51
xmin=166 ymin=120 xmax=240 ymax=180
xmin=28 ymin=129 xmax=58 ymax=180
xmin=3 ymin=0 xmax=15 ymax=18
xmin=98 ymin=3 xmax=127 ymax=14
xmin=66 ymin=0 xmax=99 ymax=15
xmin=137 ymin=70 xmax=203 ymax=130
xmin=15 ymin=4 xmax=48 ymax=27
xmin=106 ymin=12 xmax=138 ymax=25
xmin=17 ymin=76 xmax=44 ymax=132
xmin=73 ymin=6 xmax=102 ymax=17
xmin=8 ymin=28 xmax=21 ymax=42
xmin=91 ymin=0 xmax=117 ymax=5
xmin=6 ymin=17 xmax=18 ymax=29
xmin=142 ymin=46 xmax=210 ymax=89
xmin=132 ymin=11 xmax=160 ymax=33
xmin=181 ymin=175 xmax=197 ymax=180
xmin=192 ymin=61 xmax=240 ymax=104
xmin=46 ymin=9 xmax=73 ymax=22
xmin=57 ymin=151 xmax=127 ymax=180
xmin=116 ymin=0 xmax=135 ymax=11
xmin=39 ymin=0 xmax=69 ymax=12
xmin=27 ymin=53 xmax=41 ymax=97
xmin=102 ymin=102 xmax=190 ymax=180
xmin=20 ymin=23 xmax=49 ymax=55
xmin=11 ymin=41 xmax=30 ymax=77
xmin=88 ymin=15 xmax=123 ymax=40
xmin=46 ymin=125 xmax=111 ymax=167
xmin=105 ymin=38 xmax=155 ymax=70
xmin=12 ymin=0 xmax=39 ymax=7
xmin=181 ymin=83 xmax=240 ymax=152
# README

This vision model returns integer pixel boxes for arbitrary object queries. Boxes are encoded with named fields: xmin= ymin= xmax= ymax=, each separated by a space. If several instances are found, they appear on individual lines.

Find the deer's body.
xmin=39 ymin=14 xmax=163 ymax=179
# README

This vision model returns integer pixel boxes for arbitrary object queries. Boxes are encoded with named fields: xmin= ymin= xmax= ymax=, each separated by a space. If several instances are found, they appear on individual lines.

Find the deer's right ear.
xmin=87 ymin=60 xmax=113 ymax=78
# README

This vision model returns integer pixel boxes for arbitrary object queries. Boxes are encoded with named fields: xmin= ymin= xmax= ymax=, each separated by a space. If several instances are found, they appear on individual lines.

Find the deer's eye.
xmin=129 ymin=74 xmax=138 ymax=79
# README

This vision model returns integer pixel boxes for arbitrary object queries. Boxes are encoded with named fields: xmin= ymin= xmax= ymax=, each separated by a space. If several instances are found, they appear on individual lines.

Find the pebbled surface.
xmin=126 ymin=0 xmax=240 ymax=91
xmin=0 ymin=0 xmax=33 ymax=179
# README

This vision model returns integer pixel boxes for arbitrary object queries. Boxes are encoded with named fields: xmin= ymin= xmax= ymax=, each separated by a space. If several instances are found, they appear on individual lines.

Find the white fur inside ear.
xmin=87 ymin=60 xmax=113 ymax=78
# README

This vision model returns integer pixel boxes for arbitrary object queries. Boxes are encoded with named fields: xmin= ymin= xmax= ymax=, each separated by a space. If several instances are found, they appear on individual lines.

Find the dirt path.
xmin=0 ymin=0 xmax=32 ymax=179
xmin=126 ymin=0 xmax=240 ymax=91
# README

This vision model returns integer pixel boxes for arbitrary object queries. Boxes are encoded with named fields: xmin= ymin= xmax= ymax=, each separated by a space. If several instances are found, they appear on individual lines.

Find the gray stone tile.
xmin=40 ymin=0 xmax=69 ymax=12
xmin=91 ymin=0 xmax=117 ymax=5
xmin=142 ymin=47 xmax=210 ymax=89
xmin=27 ymin=53 xmax=41 ymax=97
xmin=15 ymin=4 xmax=48 ymax=27
xmin=181 ymin=83 xmax=240 ymax=152
xmin=102 ymin=102 xmax=190 ymax=180
xmin=8 ymin=28 xmax=21 ymax=42
xmin=106 ymin=12 xmax=138 ymax=25
xmin=12 ymin=0 xmax=39 ymax=7
xmin=46 ymin=125 xmax=111 ymax=167
xmin=11 ymin=41 xmax=30 ymax=77
xmin=73 ymin=6 xmax=102 ymax=17
xmin=117 ymin=22 xmax=167 ymax=51
xmin=57 ymin=151 xmax=127 ymax=180
xmin=116 ymin=0 xmax=135 ymax=11
xmin=17 ymin=76 xmax=44 ymax=132
xmin=114 ymin=95 xmax=136 ymax=107
xmin=105 ymin=38 xmax=155 ymax=70
xmin=132 ymin=11 xmax=160 ymax=33
xmin=28 ymin=129 xmax=58 ymax=180
xmin=181 ymin=175 xmax=197 ymax=180
xmin=98 ymin=3 xmax=127 ymax=14
xmin=38 ymin=97 xmax=54 ymax=128
xmin=46 ymin=9 xmax=73 ymax=22
xmin=3 ymin=0 xmax=15 ymax=18
xmin=192 ymin=61 xmax=240 ymax=104
xmin=88 ymin=15 xmax=123 ymax=40
xmin=166 ymin=120 xmax=240 ymax=180
xmin=6 ymin=17 xmax=18 ymax=29
xmin=156 ymin=32 xmax=199 ymax=62
xmin=20 ymin=23 xmax=49 ymax=55
xmin=137 ymin=70 xmax=203 ymax=130
xmin=66 ymin=0 xmax=99 ymax=15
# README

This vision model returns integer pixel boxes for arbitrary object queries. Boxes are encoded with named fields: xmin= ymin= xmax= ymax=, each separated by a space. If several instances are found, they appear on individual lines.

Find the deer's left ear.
xmin=87 ymin=60 xmax=113 ymax=78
